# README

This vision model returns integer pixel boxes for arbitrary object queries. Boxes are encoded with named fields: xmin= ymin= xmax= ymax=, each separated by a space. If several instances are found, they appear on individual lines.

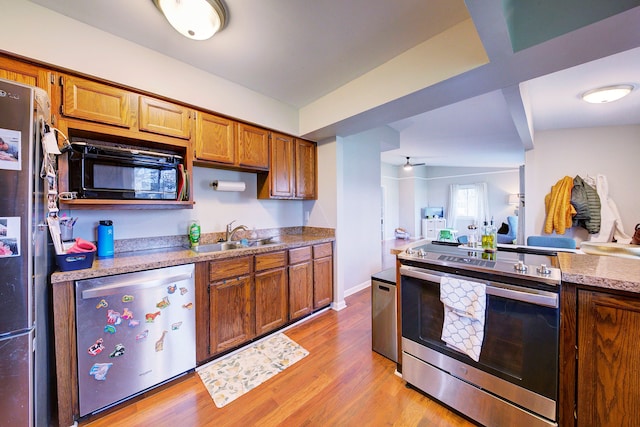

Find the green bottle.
xmin=189 ymin=220 xmax=201 ymax=247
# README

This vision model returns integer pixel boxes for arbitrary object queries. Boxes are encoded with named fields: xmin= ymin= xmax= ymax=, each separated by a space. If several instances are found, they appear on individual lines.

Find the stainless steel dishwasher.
xmin=75 ymin=263 xmax=196 ymax=416
xmin=371 ymin=268 xmax=397 ymax=362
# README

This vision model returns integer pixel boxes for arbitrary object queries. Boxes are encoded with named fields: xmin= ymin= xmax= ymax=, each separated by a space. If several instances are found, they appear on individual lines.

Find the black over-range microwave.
xmin=68 ymin=139 xmax=182 ymax=200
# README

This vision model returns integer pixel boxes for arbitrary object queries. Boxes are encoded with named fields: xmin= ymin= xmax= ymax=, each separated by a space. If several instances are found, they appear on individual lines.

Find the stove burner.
xmin=438 ymin=255 xmax=496 ymax=267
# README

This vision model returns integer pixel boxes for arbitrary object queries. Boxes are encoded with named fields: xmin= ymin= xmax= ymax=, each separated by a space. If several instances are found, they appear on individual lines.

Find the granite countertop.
xmin=51 ymin=228 xmax=334 ymax=284
xmin=558 ymin=252 xmax=640 ymax=293
xmin=388 ymin=239 xmax=640 ymax=295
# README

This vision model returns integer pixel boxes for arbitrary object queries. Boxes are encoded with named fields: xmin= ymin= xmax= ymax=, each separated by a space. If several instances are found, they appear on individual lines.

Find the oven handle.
xmin=400 ymin=265 xmax=558 ymax=308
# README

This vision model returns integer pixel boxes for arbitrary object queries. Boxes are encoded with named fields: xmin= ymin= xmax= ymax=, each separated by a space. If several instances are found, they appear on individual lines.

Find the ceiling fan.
xmin=403 ymin=157 xmax=425 ymax=170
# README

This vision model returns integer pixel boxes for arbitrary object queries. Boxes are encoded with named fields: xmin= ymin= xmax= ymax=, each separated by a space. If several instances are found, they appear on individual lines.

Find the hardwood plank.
xmin=80 ymin=288 xmax=475 ymax=427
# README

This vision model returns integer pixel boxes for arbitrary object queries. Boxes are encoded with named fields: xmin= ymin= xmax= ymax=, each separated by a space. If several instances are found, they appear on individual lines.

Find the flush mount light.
xmin=581 ymin=84 xmax=634 ymax=104
xmin=153 ymin=0 xmax=226 ymax=41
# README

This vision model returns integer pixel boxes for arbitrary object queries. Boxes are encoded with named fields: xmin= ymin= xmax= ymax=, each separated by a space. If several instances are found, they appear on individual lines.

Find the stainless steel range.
xmin=398 ymin=243 xmax=561 ymax=427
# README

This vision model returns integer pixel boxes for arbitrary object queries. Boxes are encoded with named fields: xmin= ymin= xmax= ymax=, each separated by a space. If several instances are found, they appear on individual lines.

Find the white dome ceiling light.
xmin=581 ymin=84 xmax=634 ymax=104
xmin=153 ymin=0 xmax=227 ymax=41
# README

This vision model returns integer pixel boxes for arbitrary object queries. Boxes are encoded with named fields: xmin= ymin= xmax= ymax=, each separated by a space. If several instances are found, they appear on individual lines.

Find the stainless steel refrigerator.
xmin=0 ymin=78 xmax=54 ymax=426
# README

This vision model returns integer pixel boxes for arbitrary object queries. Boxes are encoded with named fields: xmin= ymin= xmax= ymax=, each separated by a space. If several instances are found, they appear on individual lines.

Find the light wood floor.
xmin=81 ymin=288 xmax=475 ymax=427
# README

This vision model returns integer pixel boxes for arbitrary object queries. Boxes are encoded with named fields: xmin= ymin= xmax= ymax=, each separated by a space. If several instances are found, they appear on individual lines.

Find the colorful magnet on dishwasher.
xmin=87 ymin=338 xmax=105 ymax=356
xmin=156 ymin=296 xmax=170 ymax=309
xmin=96 ymin=299 xmax=108 ymax=309
xmin=135 ymin=330 xmax=149 ymax=342
xmin=128 ymin=319 xmax=140 ymax=328
xmin=182 ymin=302 xmax=193 ymax=310
xmin=145 ymin=311 xmax=161 ymax=322
xmin=104 ymin=325 xmax=116 ymax=334
xmin=179 ymin=287 xmax=188 ymax=295
xmin=155 ymin=331 xmax=168 ymax=352
xmin=167 ymin=284 xmax=177 ymax=294
xmin=89 ymin=363 xmax=113 ymax=381
xmin=121 ymin=294 xmax=134 ymax=303
xmin=171 ymin=321 xmax=182 ymax=330
xmin=109 ymin=343 xmax=125 ymax=358
xmin=121 ymin=308 xmax=134 ymax=320
xmin=106 ymin=309 xmax=121 ymax=325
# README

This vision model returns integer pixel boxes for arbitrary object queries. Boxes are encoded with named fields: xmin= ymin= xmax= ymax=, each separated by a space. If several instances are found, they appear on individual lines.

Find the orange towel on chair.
xmin=544 ymin=176 xmax=576 ymax=234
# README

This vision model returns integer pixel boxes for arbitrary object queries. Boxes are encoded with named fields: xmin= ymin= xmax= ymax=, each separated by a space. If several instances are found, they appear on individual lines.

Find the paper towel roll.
xmin=211 ymin=180 xmax=246 ymax=192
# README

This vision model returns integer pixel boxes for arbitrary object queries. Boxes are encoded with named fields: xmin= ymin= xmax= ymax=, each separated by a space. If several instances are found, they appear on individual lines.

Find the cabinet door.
xmin=237 ymin=123 xmax=269 ymax=169
xmin=313 ymin=256 xmax=333 ymax=309
xmin=268 ymin=132 xmax=295 ymax=197
xmin=295 ymin=139 xmax=317 ymax=199
xmin=209 ymin=275 xmax=254 ymax=354
xmin=61 ymin=75 xmax=133 ymax=128
xmin=138 ymin=96 xmax=191 ymax=139
xmin=289 ymin=261 xmax=313 ymax=320
xmin=0 ymin=56 xmax=51 ymax=93
xmin=577 ymin=290 xmax=640 ymax=427
xmin=195 ymin=111 xmax=235 ymax=164
xmin=255 ymin=267 xmax=288 ymax=335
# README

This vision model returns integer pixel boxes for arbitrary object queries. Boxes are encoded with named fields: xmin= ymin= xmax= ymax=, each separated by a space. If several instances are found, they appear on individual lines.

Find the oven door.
xmin=400 ymin=265 xmax=559 ymax=402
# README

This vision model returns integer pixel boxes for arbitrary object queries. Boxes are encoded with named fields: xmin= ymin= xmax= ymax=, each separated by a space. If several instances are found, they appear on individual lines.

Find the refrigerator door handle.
xmin=81 ymin=272 xmax=193 ymax=299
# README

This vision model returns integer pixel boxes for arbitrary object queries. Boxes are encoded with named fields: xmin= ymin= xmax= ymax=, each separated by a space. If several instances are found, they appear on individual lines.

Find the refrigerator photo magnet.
xmin=0 ymin=217 xmax=20 ymax=257
xmin=0 ymin=128 xmax=21 ymax=171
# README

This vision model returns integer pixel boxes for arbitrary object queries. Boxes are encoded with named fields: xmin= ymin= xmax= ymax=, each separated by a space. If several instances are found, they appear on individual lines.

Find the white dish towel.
xmin=440 ymin=276 xmax=487 ymax=362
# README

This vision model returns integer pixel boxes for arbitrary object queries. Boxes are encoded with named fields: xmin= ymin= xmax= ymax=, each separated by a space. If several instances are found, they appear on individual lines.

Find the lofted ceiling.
xmin=26 ymin=0 xmax=640 ymax=168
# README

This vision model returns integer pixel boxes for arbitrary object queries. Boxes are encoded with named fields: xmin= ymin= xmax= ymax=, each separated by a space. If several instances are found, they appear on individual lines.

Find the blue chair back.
xmin=527 ymin=235 xmax=576 ymax=249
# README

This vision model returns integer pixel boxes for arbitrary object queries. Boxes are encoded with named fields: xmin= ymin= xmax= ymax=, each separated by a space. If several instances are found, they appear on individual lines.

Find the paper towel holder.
xmin=211 ymin=180 xmax=246 ymax=192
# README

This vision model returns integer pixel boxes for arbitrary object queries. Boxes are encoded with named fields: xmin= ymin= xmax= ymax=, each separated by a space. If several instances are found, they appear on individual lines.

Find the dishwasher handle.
xmin=81 ymin=272 xmax=193 ymax=299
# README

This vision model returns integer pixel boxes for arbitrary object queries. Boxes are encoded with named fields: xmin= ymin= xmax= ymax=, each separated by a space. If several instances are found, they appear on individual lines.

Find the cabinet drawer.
xmin=313 ymin=242 xmax=332 ymax=259
xmin=209 ymin=256 xmax=252 ymax=282
xmin=289 ymin=246 xmax=311 ymax=264
xmin=255 ymin=251 xmax=287 ymax=271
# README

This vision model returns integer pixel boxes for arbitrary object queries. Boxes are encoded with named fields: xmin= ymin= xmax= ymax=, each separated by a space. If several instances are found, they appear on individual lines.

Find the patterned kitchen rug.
xmin=197 ymin=333 xmax=309 ymax=408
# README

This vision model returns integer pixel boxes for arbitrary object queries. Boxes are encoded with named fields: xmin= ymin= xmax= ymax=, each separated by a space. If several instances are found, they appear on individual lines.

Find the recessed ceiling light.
xmin=581 ymin=84 xmax=634 ymax=104
xmin=153 ymin=0 xmax=226 ymax=41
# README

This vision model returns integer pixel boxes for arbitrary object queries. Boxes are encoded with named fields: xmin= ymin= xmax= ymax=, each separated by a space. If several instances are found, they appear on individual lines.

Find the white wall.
xmin=381 ymin=163 xmax=400 ymax=240
xmin=525 ymin=125 xmax=640 ymax=245
xmin=339 ymin=130 xmax=384 ymax=296
xmin=69 ymin=167 xmax=304 ymax=242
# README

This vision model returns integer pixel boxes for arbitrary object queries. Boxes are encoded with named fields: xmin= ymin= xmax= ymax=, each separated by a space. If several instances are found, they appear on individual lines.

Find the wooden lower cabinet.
xmin=209 ymin=275 xmax=254 ymax=354
xmin=255 ymin=267 xmax=288 ymax=335
xmin=576 ymin=289 xmax=640 ymax=427
xmin=255 ymin=251 xmax=288 ymax=335
xmin=207 ymin=256 xmax=254 ymax=355
xmin=288 ymin=246 xmax=313 ymax=320
xmin=313 ymin=243 xmax=333 ymax=309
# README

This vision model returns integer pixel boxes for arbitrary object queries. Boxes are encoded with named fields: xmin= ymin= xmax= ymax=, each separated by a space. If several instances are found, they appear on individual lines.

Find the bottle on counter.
xmin=97 ymin=220 xmax=114 ymax=258
xmin=189 ymin=220 xmax=201 ymax=247
xmin=481 ymin=219 xmax=497 ymax=252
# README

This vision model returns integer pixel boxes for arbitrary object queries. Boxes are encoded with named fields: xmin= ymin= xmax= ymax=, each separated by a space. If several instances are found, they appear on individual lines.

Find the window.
xmin=446 ymin=182 xmax=489 ymax=230
xmin=455 ymin=185 xmax=479 ymax=218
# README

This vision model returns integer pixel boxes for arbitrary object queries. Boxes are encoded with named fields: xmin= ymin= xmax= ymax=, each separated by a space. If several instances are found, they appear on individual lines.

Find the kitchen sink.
xmin=188 ymin=242 xmax=241 ymax=253
xmin=187 ymin=237 xmax=280 ymax=253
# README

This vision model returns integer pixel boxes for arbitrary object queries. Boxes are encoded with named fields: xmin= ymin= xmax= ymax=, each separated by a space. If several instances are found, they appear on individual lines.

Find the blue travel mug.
xmin=97 ymin=220 xmax=114 ymax=257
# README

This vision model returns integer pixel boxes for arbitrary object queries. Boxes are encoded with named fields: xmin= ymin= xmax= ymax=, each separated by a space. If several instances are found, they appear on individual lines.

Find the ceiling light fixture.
xmin=153 ymin=0 xmax=227 ymax=41
xmin=581 ymin=84 xmax=634 ymax=104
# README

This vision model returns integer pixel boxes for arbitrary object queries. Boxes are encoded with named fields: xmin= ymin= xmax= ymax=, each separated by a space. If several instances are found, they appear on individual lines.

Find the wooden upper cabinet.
xmin=258 ymin=135 xmax=317 ymax=200
xmin=195 ymin=111 xmax=235 ymax=164
xmin=295 ymin=139 xmax=317 ymax=199
xmin=0 ymin=56 xmax=52 ymax=95
xmin=61 ymin=75 xmax=133 ymax=128
xmin=237 ymin=123 xmax=269 ymax=170
xmin=269 ymin=132 xmax=295 ymax=198
xmin=138 ymin=96 xmax=191 ymax=139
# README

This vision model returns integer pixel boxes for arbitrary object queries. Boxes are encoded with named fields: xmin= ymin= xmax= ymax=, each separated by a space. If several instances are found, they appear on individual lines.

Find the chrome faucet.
xmin=226 ymin=220 xmax=249 ymax=242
